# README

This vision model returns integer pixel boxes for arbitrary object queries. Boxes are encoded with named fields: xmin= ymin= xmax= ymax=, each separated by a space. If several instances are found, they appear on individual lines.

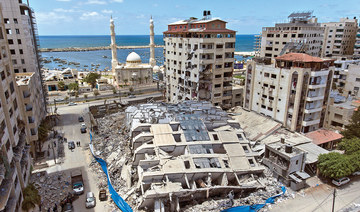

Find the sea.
xmin=40 ymin=35 xmax=255 ymax=71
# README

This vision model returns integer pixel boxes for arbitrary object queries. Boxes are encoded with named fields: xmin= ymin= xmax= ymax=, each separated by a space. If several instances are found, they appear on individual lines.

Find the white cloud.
xmin=101 ymin=9 xmax=113 ymax=14
xmin=80 ymin=11 xmax=104 ymax=20
xmin=85 ymin=0 xmax=107 ymax=5
xmin=56 ymin=0 xmax=71 ymax=2
xmin=111 ymin=0 xmax=124 ymax=3
xmin=36 ymin=11 xmax=73 ymax=24
xmin=53 ymin=8 xmax=77 ymax=13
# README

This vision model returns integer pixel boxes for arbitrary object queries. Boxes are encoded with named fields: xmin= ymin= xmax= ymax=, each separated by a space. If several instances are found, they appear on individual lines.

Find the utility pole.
xmin=332 ymin=188 xmax=336 ymax=212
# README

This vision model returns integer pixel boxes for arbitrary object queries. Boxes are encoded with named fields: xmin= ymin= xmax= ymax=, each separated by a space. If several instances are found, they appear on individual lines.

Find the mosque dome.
xmin=126 ymin=52 xmax=141 ymax=63
xmin=153 ymin=65 xmax=160 ymax=72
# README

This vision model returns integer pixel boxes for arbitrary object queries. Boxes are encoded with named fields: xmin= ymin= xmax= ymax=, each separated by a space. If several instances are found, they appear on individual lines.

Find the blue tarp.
xmin=222 ymin=186 xmax=286 ymax=212
xmin=89 ymin=131 xmax=133 ymax=212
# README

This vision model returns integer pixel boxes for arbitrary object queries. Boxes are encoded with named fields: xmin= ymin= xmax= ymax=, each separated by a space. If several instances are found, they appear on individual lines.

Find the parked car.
xmin=55 ymin=98 xmax=65 ymax=102
xmin=68 ymin=141 xmax=75 ymax=150
xmin=332 ymin=177 xmax=350 ymax=186
xmin=128 ymin=94 xmax=136 ymax=98
xmin=85 ymin=192 xmax=96 ymax=208
xmin=78 ymin=116 xmax=84 ymax=122
xmin=99 ymin=189 xmax=107 ymax=201
xmin=62 ymin=203 xmax=73 ymax=212
xmin=80 ymin=127 xmax=87 ymax=133
xmin=68 ymin=102 xmax=77 ymax=106
xmin=352 ymin=171 xmax=360 ymax=176
xmin=81 ymin=123 xmax=86 ymax=128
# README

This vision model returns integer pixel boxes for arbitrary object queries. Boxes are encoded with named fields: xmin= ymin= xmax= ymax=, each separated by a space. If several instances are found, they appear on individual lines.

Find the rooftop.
xmin=15 ymin=73 xmax=34 ymax=85
xmin=275 ymin=53 xmax=328 ymax=63
xmin=305 ymin=129 xmax=343 ymax=145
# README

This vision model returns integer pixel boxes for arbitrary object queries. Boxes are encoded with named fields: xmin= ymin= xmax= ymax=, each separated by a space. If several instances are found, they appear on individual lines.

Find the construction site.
xmin=87 ymin=101 xmax=302 ymax=211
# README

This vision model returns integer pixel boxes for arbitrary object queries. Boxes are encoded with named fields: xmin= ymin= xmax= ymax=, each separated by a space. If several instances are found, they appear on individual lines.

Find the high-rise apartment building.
xmin=244 ymin=53 xmax=334 ymax=133
xmin=163 ymin=11 xmax=236 ymax=109
xmin=0 ymin=6 xmax=31 ymax=211
xmin=1 ymin=0 xmax=46 ymax=158
xmin=354 ymin=25 xmax=360 ymax=58
xmin=259 ymin=12 xmax=323 ymax=59
xmin=321 ymin=18 xmax=358 ymax=57
xmin=1 ymin=0 xmax=46 ymax=111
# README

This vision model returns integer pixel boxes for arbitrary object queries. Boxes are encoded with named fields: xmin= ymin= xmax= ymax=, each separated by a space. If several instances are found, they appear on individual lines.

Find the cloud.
xmin=56 ymin=0 xmax=71 ymax=1
xmin=101 ymin=9 xmax=113 ymax=14
xmin=53 ymin=8 xmax=78 ymax=13
xmin=111 ymin=0 xmax=124 ymax=3
xmin=85 ymin=0 xmax=107 ymax=5
xmin=36 ymin=11 xmax=73 ymax=24
xmin=80 ymin=11 xmax=104 ymax=20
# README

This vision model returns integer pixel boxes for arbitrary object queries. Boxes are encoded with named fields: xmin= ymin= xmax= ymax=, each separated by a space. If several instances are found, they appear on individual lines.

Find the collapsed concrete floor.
xmin=88 ymin=106 xmax=298 ymax=211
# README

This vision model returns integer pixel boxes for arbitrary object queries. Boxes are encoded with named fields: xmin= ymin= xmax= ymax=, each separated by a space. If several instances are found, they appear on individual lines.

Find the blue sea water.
xmin=40 ymin=35 xmax=255 ymax=70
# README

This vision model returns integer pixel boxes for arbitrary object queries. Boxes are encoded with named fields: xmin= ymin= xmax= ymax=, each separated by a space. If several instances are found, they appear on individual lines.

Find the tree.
xmin=129 ymin=87 xmax=134 ymax=93
xmin=138 ymin=77 xmax=143 ymax=84
xmin=68 ymin=82 xmax=79 ymax=91
xmin=318 ymin=152 xmax=354 ymax=178
xmin=332 ymin=82 xmax=337 ymax=90
xmin=341 ymin=106 xmax=360 ymax=139
xmin=22 ymin=184 xmax=41 ymax=211
xmin=83 ymin=73 xmax=101 ymax=88
xmin=112 ymin=87 xmax=117 ymax=94
xmin=57 ymin=81 xmax=65 ymax=91
xmin=93 ymin=89 xmax=100 ymax=97
xmin=83 ymin=94 xmax=88 ymax=99
xmin=338 ymin=137 xmax=360 ymax=155
xmin=123 ymin=79 xmax=128 ymax=86
xmin=145 ymin=76 xmax=149 ymax=83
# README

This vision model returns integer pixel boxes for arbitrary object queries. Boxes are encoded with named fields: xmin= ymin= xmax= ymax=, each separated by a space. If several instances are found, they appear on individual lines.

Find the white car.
xmin=85 ymin=192 xmax=96 ymax=208
xmin=81 ymin=123 xmax=86 ymax=128
xmin=68 ymin=102 xmax=77 ymax=106
xmin=352 ymin=171 xmax=360 ymax=176
xmin=332 ymin=177 xmax=350 ymax=186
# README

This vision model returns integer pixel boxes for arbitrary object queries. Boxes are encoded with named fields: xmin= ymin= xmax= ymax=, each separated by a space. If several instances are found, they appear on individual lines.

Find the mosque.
xmin=110 ymin=16 xmax=160 ymax=88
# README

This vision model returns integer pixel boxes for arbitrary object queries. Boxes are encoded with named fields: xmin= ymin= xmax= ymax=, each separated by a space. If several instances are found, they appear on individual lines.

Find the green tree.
xmin=112 ymin=87 xmax=117 ymax=94
xmin=83 ymin=94 xmax=88 ymax=99
xmin=318 ymin=152 xmax=354 ymax=178
xmin=129 ymin=87 xmax=134 ymax=93
xmin=93 ymin=89 xmax=100 ymax=97
xmin=138 ymin=77 xmax=143 ymax=84
xmin=22 ymin=184 xmax=41 ymax=211
xmin=338 ymin=137 xmax=360 ymax=155
xmin=123 ymin=79 xmax=128 ymax=86
xmin=57 ymin=81 xmax=65 ymax=91
xmin=68 ymin=82 xmax=79 ymax=91
xmin=83 ymin=73 xmax=101 ymax=88
xmin=341 ymin=106 xmax=360 ymax=139
xmin=145 ymin=76 xmax=149 ymax=83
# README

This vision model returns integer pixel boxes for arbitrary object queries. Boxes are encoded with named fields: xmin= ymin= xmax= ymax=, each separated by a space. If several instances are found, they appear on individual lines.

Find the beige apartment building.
xmin=15 ymin=72 xmax=46 ymax=157
xmin=244 ymin=53 xmax=334 ymax=133
xmin=163 ymin=11 xmax=235 ymax=109
xmin=321 ymin=18 xmax=358 ymax=57
xmin=354 ymin=26 xmax=360 ymax=58
xmin=0 ymin=7 xmax=31 ymax=211
xmin=259 ymin=12 xmax=323 ymax=59
xmin=1 ymin=0 xmax=46 ymax=110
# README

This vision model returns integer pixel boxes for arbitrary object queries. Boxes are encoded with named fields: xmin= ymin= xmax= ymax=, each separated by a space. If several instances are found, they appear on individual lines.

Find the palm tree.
xmin=145 ymin=76 xmax=149 ymax=84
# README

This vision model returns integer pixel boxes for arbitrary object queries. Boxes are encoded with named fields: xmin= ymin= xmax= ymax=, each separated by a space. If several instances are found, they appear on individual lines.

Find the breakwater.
xmin=40 ymin=45 xmax=165 ymax=52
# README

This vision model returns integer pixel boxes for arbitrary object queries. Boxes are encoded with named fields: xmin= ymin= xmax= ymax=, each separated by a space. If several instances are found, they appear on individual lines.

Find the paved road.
xmin=270 ymin=176 xmax=360 ymax=211
xmin=47 ymin=103 xmax=111 ymax=211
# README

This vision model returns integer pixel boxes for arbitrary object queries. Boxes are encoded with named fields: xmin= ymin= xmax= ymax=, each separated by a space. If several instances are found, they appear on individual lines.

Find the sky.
xmin=30 ymin=0 xmax=360 ymax=36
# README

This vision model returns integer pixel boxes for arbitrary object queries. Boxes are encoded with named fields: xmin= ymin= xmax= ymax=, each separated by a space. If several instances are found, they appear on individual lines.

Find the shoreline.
xmin=235 ymin=51 xmax=256 ymax=56
xmin=40 ymin=45 xmax=165 ymax=52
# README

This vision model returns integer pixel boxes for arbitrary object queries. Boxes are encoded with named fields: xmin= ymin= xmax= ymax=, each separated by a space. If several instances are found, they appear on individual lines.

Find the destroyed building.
xmin=125 ymin=101 xmax=265 ymax=211
xmin=263 ymin=139 xmax=310 ymax=191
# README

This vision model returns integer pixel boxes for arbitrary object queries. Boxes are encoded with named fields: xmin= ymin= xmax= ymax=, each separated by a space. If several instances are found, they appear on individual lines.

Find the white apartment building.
xmin=0 ymin=8 xmax=31 ymax=211
xmin=260 ymin=12 xmax=323 ymax=59
xmin=321 ymin=17 xmax=358 ymax=57
xmin=244 ymin=53 xmax=334 ymax=133
xmin=163 ymin=11 xmax=236 ymax=109
xmin=1 ymin=0 xmax=46 ymax=111
xmin=333 ymin=59 xmax=360 ymax=90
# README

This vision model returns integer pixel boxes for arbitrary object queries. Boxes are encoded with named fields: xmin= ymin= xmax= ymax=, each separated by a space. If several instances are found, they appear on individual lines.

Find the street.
xmin=46 ymin=103 xmax=110 ymax=211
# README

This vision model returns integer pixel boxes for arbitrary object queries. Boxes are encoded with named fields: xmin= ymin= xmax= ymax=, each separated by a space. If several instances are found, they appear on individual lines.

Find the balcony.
xmin=306 ymin=95 xmax=324 ymax=101
xmin=308 ymin=84 xmax=326 ymax=89
xmin=223 ymin=77 xmax=232 ymax=81
xmin=310 ymin=70 xmax=329 ymax=77
xmin=302 ymin=118 xmax=320 ymax=126
xmin=223 ymin=85 xmax=232 ymax=91
xmin=304 ymin=107 xmax=322 ymax=113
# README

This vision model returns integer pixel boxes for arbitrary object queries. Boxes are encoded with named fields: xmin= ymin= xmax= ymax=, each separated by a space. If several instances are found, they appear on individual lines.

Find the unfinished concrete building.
xmin=125 ymin=101 xmax=264 ymax=211
xmin=163 ymin=11 xmax=236 ymax=109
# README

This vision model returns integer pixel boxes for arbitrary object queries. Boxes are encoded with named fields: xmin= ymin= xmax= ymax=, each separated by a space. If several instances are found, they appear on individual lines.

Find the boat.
xmin=102 ymin=55 xmax=108 ymax=58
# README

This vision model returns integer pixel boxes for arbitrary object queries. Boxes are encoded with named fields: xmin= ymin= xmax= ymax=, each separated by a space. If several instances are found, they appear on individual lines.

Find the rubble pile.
xmin=89 ymin=112 xmax=138 ymax=209
xmin=30 ymin=171 xmax=72 ymax=210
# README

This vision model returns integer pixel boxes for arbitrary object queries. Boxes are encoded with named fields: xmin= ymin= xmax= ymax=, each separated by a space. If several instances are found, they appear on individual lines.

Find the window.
xmin=4 ymin=18 xmax=9 ymax=24
xmin=248 ymin=159 xmax=255 ymax=167
xmin=15 ymin=29 xmax=20 ymax=34
xmin=356 ymin=78 xmax=360 ymax=82
xmin=184 ymin=161 xmax=190 ymax=169
xmin=17 ymin=39 xmax=21 ymax=44
xmin=213 ymin=134 xmax=219 ymax=140
xmin=19 ymin=49 xmax=23 ymax=54
xmin=264 ymin=73 xmax=269 ymax=77
xmin=9 ymin=82 xmax=14 ymax=94
xmin=10 ymin=49 xmax=15 ymax=55
xmin=12 ymin=59 xmax=17 ymax=65
xmin=5 ymin=90 xmax=9 ymax=99
xmin=9 ymin=108 xmax=13 ymax=117
xmin=243 ymin=145 xmax=249 ymax=153
xmin=13 ymin=19 xmax=18 ymax=24
xmin=21 ymin=59 xmax=25 ymax=65
xmin=1 ymin=71 xmax=5 ymax=80
xmin=8 ymin=39 xmax=13 ymax=44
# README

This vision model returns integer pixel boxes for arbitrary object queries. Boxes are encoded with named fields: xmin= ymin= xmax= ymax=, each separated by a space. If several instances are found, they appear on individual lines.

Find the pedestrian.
xmin=48 ymin=144 xmax=50 ymax=150
xmin=53 ymin=203 xmax=57 ymax=212
xmin=53 ymin=141 xmax=56 ymax=147
xmin=39 ymin=203 xmax=42 ymax=212
xmin=78 ymin=141 xmax=81 ymax=146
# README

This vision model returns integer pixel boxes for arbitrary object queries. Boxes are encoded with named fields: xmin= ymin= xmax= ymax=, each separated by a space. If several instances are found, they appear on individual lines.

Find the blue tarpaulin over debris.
xmin=89 ymin=131 xmax=133 ymax=212
xmin=222 ymin=186 xmax=286 ymax=212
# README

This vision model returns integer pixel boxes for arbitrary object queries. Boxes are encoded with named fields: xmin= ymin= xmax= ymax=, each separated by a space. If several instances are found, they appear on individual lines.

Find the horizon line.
xmin=39 ymin=34 xmax=258 ymax=36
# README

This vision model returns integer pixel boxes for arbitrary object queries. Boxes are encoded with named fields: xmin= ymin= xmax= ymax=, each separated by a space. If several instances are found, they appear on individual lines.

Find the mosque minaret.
xmin=149 ymin=16 xmax=156 ymax=67
xmin=110 ymin=15 xmax=118 ymax=71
